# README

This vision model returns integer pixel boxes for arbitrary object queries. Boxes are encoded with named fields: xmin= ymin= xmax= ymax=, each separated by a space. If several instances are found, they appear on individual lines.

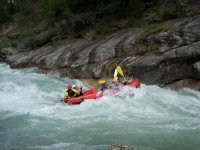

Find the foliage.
xmin=0 ymin=0 xmax=35 ymax=24
xmin=0 ymin=0 xmax=195 ymax=36
xmin=14 ymin=0 xmax=34 ymax=14
xmin=0 ymin=0 xmax=13 ymax=24
xmin=143 ymin=8 xmax=172 ymax=23
xmin=45 ymin=0 xmax=71 ymax=18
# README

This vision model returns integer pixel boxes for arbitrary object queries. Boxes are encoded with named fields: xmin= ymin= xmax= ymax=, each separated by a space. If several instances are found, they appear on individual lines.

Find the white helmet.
xmin=72 ymin=85 xmax=76 ymax=88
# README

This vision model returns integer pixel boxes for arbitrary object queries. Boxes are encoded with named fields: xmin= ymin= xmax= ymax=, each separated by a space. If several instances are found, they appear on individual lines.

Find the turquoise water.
xmin=0 ymin=63 xmax=200 ymax=150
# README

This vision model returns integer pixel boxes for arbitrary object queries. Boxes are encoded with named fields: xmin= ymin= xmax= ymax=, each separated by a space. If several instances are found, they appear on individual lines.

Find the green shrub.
xmin=45 ymin=0 xmax=73 ymax=18
xmin=0 ymin=0 xmax=36 ymax=24
xmin=0 ymin=1 xmax=14 ymax=24
xmin=14 ymin=0 xmax=34 ymax=15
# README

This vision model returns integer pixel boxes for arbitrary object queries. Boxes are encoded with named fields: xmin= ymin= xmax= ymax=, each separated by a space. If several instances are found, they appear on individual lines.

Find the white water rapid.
xmin=0 ymin=63 xmax=200 ymax=150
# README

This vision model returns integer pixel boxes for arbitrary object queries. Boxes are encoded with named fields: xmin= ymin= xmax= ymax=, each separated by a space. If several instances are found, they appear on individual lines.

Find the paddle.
xmin=114 ymin=68 xmax=118 ymax=78
xmin=116 ymin=66 xmax=126 ymax=80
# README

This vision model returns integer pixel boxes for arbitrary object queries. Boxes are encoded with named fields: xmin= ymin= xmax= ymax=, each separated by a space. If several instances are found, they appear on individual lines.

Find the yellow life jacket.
xmin=72 ymin=88 xmax=80 ymax=95
xmin=64 ymin=91 xmax=69 ymax=99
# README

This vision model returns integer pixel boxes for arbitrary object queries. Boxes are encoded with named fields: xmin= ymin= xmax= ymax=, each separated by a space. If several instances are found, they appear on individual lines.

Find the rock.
xmin=161 ymin=49 xmax=176 ymax=61
xmin=82 ymin=79 xmax=98 ymax=88
xmin=193 ymin=62 xmax=200 ymax=71
xmin=1 ymin=47 xmax=18 ymax=56
xmin=70 ymin=38 xmax=108 ymax=68
xmin=33 ymin=31 xmax=52 ymax=46
xmin=0 ymin=57 xmax=4 ymax=62
xmin=110 ymin=145 xmax=135 ymax=150
xmin=159 ymin=45 xmax=170 ymax=53
xmin=16 ymin=31 xmax=51 ymax=49
xmin=116 ymin=29 xmax=148 ymax=56
xmin=7 ymin=39 xmax=90 ymax=69
xmin=89 ymin=31 xmax=130 ymax=63
xmin=84 ymin=30 xmax=97 ymax=41
xmin=167 ymin=79 xmax=200 ymax=91
xmin=186 ymin=0 xmax=200 ymax=17
xmin=175 ymin=43 xmax=193 ymax=58
xmin=2 ymin=16 xmax=200 ymax=90
xmin=193 ymin=62 xmax=200 ymax=77
xmin=0 ymin=47 xmax=17 ymax=62
xmin=91 ymin=60 xmax=109 ymax=78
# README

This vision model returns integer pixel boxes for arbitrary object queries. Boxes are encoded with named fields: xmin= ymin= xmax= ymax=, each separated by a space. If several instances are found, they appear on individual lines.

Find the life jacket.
xmin=98 ymin=83 xmax=107 ymax=92
xmin=64 ymin=91 xmax=69 ymax=100
xmin=72 ymin=88 xmax=80 ymax=95
xmin=102 ymin=83 xmax=106 ymax=89
xmin=67 ymin=90 xmax=75 ymax=97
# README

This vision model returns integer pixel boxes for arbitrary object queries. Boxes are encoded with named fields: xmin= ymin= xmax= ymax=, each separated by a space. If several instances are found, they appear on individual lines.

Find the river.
xmin=0 ymin=63 xmax=200 ymax=150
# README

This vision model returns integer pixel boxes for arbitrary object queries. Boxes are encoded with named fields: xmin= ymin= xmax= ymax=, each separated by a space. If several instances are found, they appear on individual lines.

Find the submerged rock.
xmin=111 ymin=145 xmax=135 ymax=150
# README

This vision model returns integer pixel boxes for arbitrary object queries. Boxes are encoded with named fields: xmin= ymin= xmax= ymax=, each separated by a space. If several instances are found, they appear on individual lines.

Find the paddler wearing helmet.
xmin=64 ymin=84 xmax=75 ymax=101
xmin=114 ymin=65 xmax=128 ymax=85
xmin=98 ymin=79 xmax=106 ymax=92
xmin=110 ymin=76 xmax=121 ymax=89
xmin=72 ymin=84 xmax=83 ymax=97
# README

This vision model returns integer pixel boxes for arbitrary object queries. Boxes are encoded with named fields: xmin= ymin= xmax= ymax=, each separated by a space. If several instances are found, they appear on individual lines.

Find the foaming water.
xmin=0 ymin=63 xmax=200 ymax=150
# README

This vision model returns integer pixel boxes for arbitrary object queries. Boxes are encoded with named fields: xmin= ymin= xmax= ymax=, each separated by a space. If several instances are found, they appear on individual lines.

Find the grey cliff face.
xmin=1 ymin=17 xmax=200 ymax=89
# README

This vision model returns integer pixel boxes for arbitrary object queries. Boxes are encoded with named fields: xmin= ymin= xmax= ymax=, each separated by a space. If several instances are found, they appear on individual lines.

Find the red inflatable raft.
xmin=65 ymin=78 xmax=140 ymax=104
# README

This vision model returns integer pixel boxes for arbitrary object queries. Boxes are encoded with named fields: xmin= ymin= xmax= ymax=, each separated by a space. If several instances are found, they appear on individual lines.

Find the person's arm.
xmin=80 ymin=86 xmax=82 ymax=92
xmin=98 ymin=86 xmax=103 ymax=92
xmin=64 ymin=92 xmax=69 ymax=101
xmin=73 ymin=89 xmax=80 ymax=94
xmin=123 ymin=81 xmax=128 ymax=85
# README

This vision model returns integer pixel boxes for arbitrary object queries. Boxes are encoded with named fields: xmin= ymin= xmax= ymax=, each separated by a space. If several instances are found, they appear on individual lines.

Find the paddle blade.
xmin=114 ymin=69 xmax=118 ymax=78
xmin=116 ymin=66 xmax=126 ymax=80
xmin=116 ymin=66 xmax=124 ymax=77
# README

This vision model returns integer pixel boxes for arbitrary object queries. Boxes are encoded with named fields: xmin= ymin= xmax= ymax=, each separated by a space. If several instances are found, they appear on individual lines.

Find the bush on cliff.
xmin=0 ymin=0 xmax=196 ymax=37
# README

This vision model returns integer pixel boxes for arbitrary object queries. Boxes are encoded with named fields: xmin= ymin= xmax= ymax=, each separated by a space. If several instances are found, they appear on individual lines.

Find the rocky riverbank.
xmin=0 ymin=2 xmax=200 ymax=90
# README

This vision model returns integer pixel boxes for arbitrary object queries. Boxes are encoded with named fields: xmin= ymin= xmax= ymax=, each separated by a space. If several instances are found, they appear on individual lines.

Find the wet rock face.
xmin=0 ymin=47 xmax=17 ymax=62
xmin=89 ymin=31 xmax=130 ymax=63
xmin=146 ymin=17 xmax=200 ymax=50
xmin=167 ymin=79 xmax=200 ymax=91
xmin=1 ymin=17 xmax=200 ymax=88
xmin=16 ymin=31 xmax=52 ymax=50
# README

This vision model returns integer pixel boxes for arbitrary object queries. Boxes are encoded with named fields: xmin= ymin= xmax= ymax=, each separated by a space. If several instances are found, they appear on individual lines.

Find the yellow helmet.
xmin=98 ymin=80 xmax=106 ymax=85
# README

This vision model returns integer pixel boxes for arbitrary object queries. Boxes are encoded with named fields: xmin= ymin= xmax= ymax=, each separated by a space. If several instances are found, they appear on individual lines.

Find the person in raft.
xmin=98 ymin=80 xmax=106 ymax=92
xmin=118 ymin=76 xmax=128 ymax=85
xmin=110 ymin=77 xmax=120 ymax=89
xmin=72 ymin=84 xmax=83 ymax=97
xmin=64 ymin=84 xmax=83 ymax=101
xmin=110 ymin=76 xmax=128 ymax=89
xmin=64 ymin=85 xmax=75 ymax=101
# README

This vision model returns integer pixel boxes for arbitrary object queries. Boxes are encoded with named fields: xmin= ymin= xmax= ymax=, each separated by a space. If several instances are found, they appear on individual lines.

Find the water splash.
xmin=0 ymin=63 xmax=200 ymax=150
